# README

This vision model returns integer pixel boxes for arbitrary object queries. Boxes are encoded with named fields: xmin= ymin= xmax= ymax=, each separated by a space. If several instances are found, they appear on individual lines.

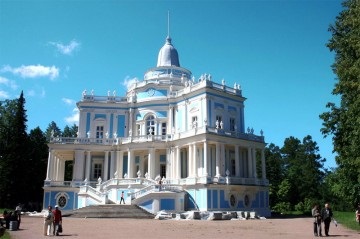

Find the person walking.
xmin=43 ymin=206 xmax=53 ymax=236
xmin=356 ymin=203 xmax=360 ymax=225
xmin=120 ymin=191 xmax=125 ymax=204
xmin=312 ymin=204 xmax=322 ymax=237
xmin=52 ymin=205 xmax=62 ymax=236
xmin=15 ymin=204 xmax=21 ymax=229
xmin=321 ymin=203 xmax=333 ymax=236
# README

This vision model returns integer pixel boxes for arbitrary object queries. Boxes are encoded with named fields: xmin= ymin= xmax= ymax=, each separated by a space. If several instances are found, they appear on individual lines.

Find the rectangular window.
xmin=231 ymin=159 xmax=236 ymax=176
xmin=230 ymin=117 xmax=235 ymax=131
xmin=96 ymin=126 xmax=104 ymax=138
xmin=161 ymin=122 xmax=167 ymax=135
xmin=136 ymin=124 xmax=141 ymax=136
xmin=216 ymin=115 xmax=222 ymax=128
xmin=192 ymin=116 xmax=198 ymax=128
xmin=160 ymin=164 xmax=166 ymax=178
xmin=93 ymin=163 xmax=102 ymax=180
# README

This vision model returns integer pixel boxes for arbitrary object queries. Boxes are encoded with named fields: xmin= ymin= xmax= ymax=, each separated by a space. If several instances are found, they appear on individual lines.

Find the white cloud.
xmin=49 ymin=39 xmax=80 ymax=55
xmin=122 ymin=76 xmax=139 ymax=89
xmin=0 ymin=76 xmax=18 ymax=90
xmin=1 ymin=64 xmax=59 ymax=80
xmin=27 ymin=89 xmax=35 ymax=97
xmin=65 ymin=108 xmax=79 ymax=126
xmin=62 ymin=97 xmax=76 ymax=105
xmin=0 ymin=90 xmax=10 ymax=99
xmin=0 ymin=76 xmax=9 ymax=84
xmin=26 ymin=87 xmax=46 ymax=98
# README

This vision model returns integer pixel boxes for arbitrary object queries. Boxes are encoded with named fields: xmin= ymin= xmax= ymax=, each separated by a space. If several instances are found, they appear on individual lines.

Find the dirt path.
xmin=8 ymin=215 xmax=360 ymax=239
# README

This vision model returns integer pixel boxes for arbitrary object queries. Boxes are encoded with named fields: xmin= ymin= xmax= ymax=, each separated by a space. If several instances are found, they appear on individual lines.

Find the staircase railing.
xmin=79 ymin=185 xmax=104 ymax=203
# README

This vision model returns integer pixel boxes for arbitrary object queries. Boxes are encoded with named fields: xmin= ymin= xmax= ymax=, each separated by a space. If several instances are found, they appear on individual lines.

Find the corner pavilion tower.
xmin=43 ymin=33 xmax=270 ymax=217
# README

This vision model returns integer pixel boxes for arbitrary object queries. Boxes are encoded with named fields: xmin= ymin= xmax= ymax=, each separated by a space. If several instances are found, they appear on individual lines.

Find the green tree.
xmin=0 ymin=92 xmax=30 ymax=207
xmin=45 ymin=121 xmax=62 ymax=141
xmin=0 ymin=98 xmax=18 ymax=207
xmin=280 ymin=136 xmax=326 ymax=208
xmin=63 ymin=124 xmax=78 ymax=137
xmin=319 ymin=0 xmax=360 ymax=206
xmin=265 ymin=143 xmax=284 ymax=207
xmin=27 ymin=127 xmax=48 ymax=208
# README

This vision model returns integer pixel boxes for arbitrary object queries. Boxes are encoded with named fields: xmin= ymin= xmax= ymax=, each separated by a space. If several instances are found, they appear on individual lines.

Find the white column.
xmin=215 ymin=143 xmax=220 ymax=177
xmin=168 ymin=106 xmax=173 ymax=134
xmin=166 ymin=148 xmax=171 ymax=178
xmin=73 ymin=150 xmax=85 ymax=181
xmin=252 ymin=148 xmax=257 ymax=178
xmin=129 ymin=108 xmax=133 ymax=137
xmin=116 ymin=151 xmax=124 ymax=178
xmin=193 ymin=143 xmax=198 ymax=177
xmin=203 ymin=142 xmax=208 ymax=176
xmin=127 ymin=149 xmax=133 ymax=178
xmin=188 ymin=144 xmax=193 ymax=177
xmin=176 ymin=146 xmax=181 ymax=179
xmin=85 ymin=151 xmax=91 ymax=180
xmin=247 ymin=147 xmax=252 ymax=178
xmin=53 ymin=156 xmax=58 ymax=181
xmin=235 ymin=145 xmax=240 ymax=177
xmin=58 ymin=159 xmax=65 ymax=181
xmin=221 ymin=143 xmax=225 ymax=176
xmin=45 ymin=150 xmax=54 ymax=180
xmin=110 ymin=151 xmax=116 ymax=178
xmin=148 ymin=148 xmax=155 ymax=179
xmin=57 ymin=157 xmax=62 ymax=181
xmin=261 ymin=149 xmax=266 ymax=180
xmin=103 ymin=151 xmax=109 ymax=181
xmin=54 ymin=157 xmax=59 ymax=181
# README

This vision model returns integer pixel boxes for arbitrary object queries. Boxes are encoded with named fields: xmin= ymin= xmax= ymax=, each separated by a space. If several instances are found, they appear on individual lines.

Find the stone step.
xmin=64 ymin=204 xmax=154 ymax=219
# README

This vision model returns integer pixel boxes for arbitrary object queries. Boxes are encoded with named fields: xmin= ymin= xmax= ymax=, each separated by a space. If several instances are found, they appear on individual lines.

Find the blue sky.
xmin=0 ymin=0 xmax=342 ymax=168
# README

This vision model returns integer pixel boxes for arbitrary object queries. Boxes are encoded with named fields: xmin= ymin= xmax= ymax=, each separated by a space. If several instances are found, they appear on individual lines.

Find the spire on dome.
xmin=156 ymin=12 xmax=180 ymax=67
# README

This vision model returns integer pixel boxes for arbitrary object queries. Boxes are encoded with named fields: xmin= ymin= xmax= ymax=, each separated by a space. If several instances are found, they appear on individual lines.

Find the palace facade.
xmin=43 ymin=34 xmax=270 ymax=217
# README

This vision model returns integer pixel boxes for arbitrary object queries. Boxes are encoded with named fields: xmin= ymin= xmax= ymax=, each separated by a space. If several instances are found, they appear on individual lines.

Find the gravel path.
xmin=8 ymin=215 xmax=360 ymax=239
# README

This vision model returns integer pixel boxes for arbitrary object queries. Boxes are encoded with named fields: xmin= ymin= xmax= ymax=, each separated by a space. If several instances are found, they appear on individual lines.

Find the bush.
xmin=273 ymin=202 xmax=291 ymax=214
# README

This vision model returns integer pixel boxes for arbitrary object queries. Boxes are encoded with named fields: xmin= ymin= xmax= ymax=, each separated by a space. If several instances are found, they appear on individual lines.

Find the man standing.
xmin=43 ymin=206 xmax=53 ymax=236
xmin=321 ymin=203 xmax=333 ymax=236
xmin=52 ymin=205 xmax=62 ymax=236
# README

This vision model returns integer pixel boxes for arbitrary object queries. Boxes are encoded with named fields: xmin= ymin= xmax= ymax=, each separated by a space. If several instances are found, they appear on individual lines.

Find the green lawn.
xmin=1 ymin=231 xmax=11 ymax=239
xmin=333 ymin=211 xmax=360 ymax=231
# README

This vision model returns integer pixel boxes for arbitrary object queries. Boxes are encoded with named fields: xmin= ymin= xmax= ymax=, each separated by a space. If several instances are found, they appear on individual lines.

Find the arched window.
xmin=146 ymin=115 xmax=155 ymax=135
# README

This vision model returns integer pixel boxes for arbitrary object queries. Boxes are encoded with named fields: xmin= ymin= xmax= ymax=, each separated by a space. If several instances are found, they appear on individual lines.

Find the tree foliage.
xmin=266 ymin=135 xmax=327 ymax=212
xmin=319 ymin=0 xmax=360 ymax=206
xmin=0 ymin=92 xmax=76 ymax=209
xmin=0 ymin=92 xmax=31 ymax=207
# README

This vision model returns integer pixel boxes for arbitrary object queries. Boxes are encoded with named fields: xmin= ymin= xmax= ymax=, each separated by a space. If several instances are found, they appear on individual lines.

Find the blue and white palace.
xmin=43 ymin=32 xmax=270 ymax=217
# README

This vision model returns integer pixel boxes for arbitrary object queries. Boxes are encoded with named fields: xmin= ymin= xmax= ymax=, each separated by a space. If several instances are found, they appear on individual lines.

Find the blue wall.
xmin=117 ymin=115 xmax=125 ymax=137
xmin=140 ymin=199 xmax=153 ymax=211
xmin=161 ymin=199 xmax=175 ymax=210
xmin=43 ymin=190 xmax=78 ymax=210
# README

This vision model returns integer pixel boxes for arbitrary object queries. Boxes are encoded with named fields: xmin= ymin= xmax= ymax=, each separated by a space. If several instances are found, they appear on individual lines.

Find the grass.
xmin=333 ymin=211 xmax=360 ymax=231
xmin=272 ymin=210 xmax=360 ymax=232
xmin=1 ymin=231 xmax=11 ymax=239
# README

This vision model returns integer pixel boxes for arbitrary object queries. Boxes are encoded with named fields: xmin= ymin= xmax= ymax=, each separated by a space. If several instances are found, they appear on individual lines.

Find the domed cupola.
xmin=157 ymin=36 xmax=180 ymax=67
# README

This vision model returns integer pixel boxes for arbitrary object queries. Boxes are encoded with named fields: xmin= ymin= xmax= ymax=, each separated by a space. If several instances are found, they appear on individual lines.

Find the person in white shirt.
xmin=43 ymin=206 xmax=53 ymax=236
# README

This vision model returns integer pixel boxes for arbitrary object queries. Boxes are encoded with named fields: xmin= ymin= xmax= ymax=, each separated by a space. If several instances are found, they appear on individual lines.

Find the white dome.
xmin=157 ymin=36 xmax=180 ymax=67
